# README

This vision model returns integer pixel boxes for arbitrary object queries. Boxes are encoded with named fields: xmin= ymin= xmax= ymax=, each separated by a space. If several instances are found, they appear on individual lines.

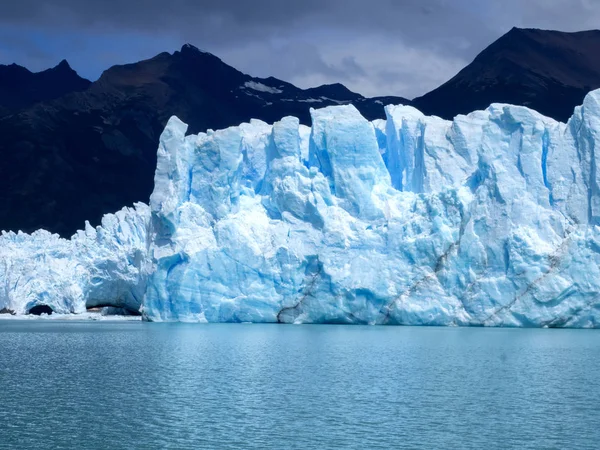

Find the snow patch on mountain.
xmin=243 ymin=81 xmax=283 ymax=94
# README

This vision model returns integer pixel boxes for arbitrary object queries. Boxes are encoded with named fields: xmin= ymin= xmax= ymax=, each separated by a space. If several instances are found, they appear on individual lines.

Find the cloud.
xmin=0 ymin=0 xmax=598 ymax=97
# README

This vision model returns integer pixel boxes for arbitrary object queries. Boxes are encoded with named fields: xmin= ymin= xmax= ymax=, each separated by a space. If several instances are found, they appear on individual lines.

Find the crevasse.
xmin=4 ymin=91 xmax=600 ymax=327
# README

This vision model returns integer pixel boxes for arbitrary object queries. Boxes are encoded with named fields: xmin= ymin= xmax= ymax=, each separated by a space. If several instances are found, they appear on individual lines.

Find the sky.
xmin=0 ymin=0 xmax=599 ymax=99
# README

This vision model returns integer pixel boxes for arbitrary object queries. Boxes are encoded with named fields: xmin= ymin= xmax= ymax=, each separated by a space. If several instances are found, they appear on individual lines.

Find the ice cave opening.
xmin=27 ymin=305 xmax=54 ymax=316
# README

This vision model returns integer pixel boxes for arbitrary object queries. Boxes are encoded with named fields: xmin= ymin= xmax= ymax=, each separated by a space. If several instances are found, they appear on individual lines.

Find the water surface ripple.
xmin=1 ymin=322 xmax=599 ymax=449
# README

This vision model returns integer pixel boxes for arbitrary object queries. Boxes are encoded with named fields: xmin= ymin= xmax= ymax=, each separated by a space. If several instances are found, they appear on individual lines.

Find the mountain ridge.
xmin=0 ymin=44 xmax=408 ymax=237
xmin=412 ymin=27 xmax=600 ymax=121
xmin=3 ymin=27 xmax=600 ymax=237
xmin=0 ymin=59 xmax=91 ymax=117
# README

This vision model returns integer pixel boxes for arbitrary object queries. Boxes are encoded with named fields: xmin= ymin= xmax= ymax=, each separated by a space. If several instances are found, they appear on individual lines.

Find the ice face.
xmin=141 ymin=91 xmax=600 ymax=326
xmin=0 ymin=204 xmax=149 ymax=315
xmin=5 ymin=91 xmax=600 ymax=326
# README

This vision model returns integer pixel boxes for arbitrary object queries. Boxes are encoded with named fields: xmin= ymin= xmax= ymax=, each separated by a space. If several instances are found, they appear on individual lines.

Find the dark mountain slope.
xmin=0 ymin=60 xmax=91 ymax=117
xmin=7 ymin=27 xmax=600 ymax=237
xmin=0 ymin=45 xmax=408 ymax=236
xmin=413 ymin=27 xmax=600 ymax=121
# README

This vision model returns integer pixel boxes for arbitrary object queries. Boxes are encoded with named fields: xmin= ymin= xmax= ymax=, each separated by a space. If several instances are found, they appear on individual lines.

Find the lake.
xmin=1 ymin=321 xmax=599 ymax=449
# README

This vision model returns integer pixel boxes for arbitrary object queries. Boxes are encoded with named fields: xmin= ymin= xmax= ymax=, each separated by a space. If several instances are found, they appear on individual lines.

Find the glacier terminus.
xmin=4 ymin=91 xmax=600 ymax=326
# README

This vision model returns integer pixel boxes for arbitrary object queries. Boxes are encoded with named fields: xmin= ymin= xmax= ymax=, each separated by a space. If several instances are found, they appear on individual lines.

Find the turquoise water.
xmin=1 ymin=322 xmax=599 ymax=449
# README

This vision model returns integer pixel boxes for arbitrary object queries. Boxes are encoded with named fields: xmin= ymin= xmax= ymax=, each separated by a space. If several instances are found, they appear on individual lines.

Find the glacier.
xmin=0 ymin=204 xmax=149 ymax=315
xmin=4 ymin=90 xmax=600 ymax=326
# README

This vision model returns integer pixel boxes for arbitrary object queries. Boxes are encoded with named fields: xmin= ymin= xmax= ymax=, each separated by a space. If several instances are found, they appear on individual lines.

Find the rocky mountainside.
xmin=0 ymin=44 xmax=408 ymax=236
xmin=413 ymin=27 xmax=600 ymax=121
xmin=0 ymin=60 xmax=91 ymax=117
xmin=3 ymin=27 xmax=600 ymax=237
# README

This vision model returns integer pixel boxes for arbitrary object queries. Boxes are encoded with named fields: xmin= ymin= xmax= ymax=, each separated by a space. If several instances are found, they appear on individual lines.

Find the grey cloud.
xmin=0 ymin=0 xmax=598 ymax=97
xmin=0 ymin=0 xmax=496 ymax=50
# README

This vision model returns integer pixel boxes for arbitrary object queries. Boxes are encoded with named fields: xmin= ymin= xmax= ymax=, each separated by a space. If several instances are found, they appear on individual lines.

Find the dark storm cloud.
xmin=0 ymin=0 xmax=483 ymax=44
xmin=0 ymin=0 xmax=599 ymax=97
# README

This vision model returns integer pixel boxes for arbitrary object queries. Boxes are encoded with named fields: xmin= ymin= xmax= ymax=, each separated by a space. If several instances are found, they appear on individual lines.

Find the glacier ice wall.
xmin=142 ymin=91 xmax=600 ymax=326
xmin=4 ymin=91 xmax=600 ymax=326
xmin=0 ymin=204 xmax=149 ymax=315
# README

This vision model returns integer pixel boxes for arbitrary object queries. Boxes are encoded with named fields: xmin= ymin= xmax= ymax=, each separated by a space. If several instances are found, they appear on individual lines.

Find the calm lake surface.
xmin=1 ymin=321 xmax=599 ymax=449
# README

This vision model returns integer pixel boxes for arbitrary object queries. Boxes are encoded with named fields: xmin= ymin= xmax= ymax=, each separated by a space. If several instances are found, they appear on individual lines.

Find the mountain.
xmin=4 ymin=27 xmax=600 ymax=237
xmin=413 ymin=27 xmax=600 ymax=121
xmin=0 ymin=44 xmax=408 ymax=237
xmin=0 ymin=60 xmax=91 ymax=117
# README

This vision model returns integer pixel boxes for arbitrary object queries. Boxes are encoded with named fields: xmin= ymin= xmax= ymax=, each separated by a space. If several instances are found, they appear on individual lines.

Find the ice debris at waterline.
xmin=5 ymin=91 xmax=600 ymax=326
